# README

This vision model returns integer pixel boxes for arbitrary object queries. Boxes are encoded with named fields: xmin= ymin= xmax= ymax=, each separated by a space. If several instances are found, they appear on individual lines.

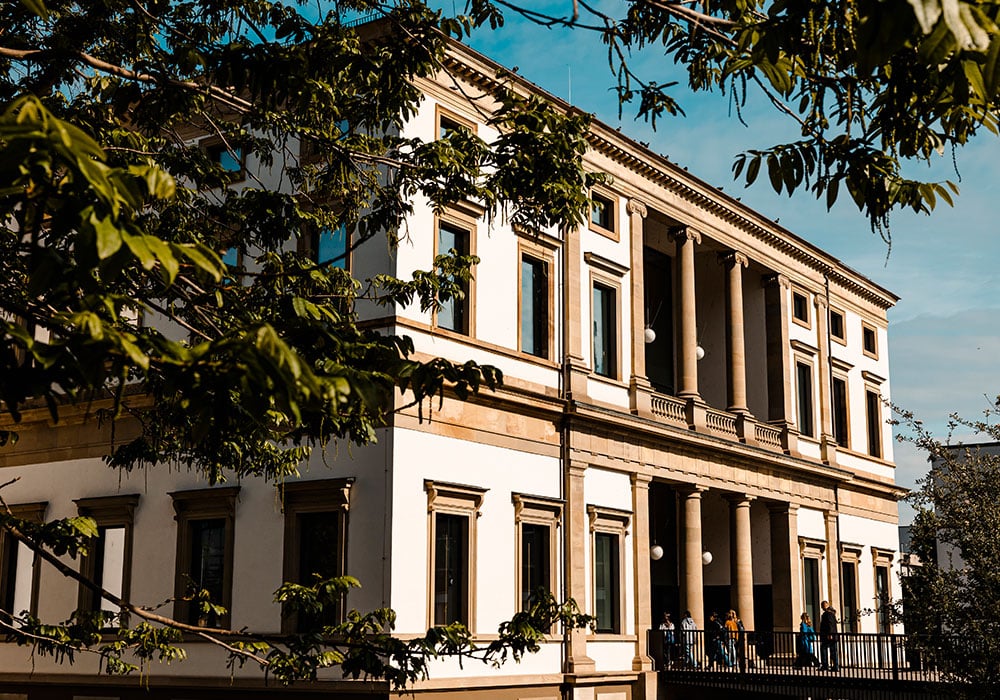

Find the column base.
xmin=683 ymin=396 xmax=707 ymax=431
xmin=565 ymin=629 xmax=596 ymax=674
xmin=735 ymin=412 xmax=757 ymax=445
xmin=821 ymin=434 xmax=839 ymax=466
xmin=629 ymin=376 xmax=654 ymax=417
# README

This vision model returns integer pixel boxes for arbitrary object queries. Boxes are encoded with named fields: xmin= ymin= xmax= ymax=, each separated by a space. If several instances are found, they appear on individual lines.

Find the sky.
xmin=461 ymin=6 xmax=1000 ymax=522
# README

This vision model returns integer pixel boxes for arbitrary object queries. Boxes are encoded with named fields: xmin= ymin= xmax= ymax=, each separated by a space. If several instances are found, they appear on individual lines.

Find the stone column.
xmin=768 ymin=503 xmax=801 ymax=632
xmin=628 ymin=200 xmax=652 ymax=416
xmin=825 ymin=510 xmax=841 ymax=616
xmin=631 ymin=474 xmax=654 ymax=671
xmin=720 ymin=252 xmax=750 ymax=415
xmin=562 ymin=224 xmax=589 ymax=400
xmin=763 ymin=274 xmax=798 ymax=455
xmin=727 ymin=494 xmax=756 ymax=629
xmin=669 ymin=226 xmax=701 ymax=402
xmin=815 ymin=294 xmax=838 ymax=465
xmin=679 ymin=485 xmax=707 ymax=628
xmin=564 ymin=461 xmax=595 ymax=672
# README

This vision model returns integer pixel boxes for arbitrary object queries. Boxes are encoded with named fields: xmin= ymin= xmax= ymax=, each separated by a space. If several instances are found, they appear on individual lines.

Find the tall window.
xmin=513 ymin=494 xmax=561 ymax=612
xmin=802 ymin=557 xmax=821 ymax=624
xmin=520 ymin=255 xmax=549 ymax=358
xmin=75 ymin=495 xmax=140 ymax=620
xmin=310 ymin=224 xmax=348 ymax=269
xmin=840 ymin=556 xmax=860 ymax=633
xmin=0 ymin=502 xmax=46 ymax=621
xmin=593 ymin=282 xmax=617 ymax=378
xmin=873 ymin=549 xmax=894 ymax=634
xmin=436 ymin=221 xmax=472 ymax=335
xmin=796 ymin=361 xmax=814 ymax=438
xmin=588 ymin=506 xmax=630 ymax=635
xmin=281 ymin=479 xmax=352 ymax=633
xmin=425 ymin=481 xmax=485 ymax=630
xmin=171 ymin=487 xmax=239 ymax=629
xmin=832 ymin=376 xmax=850 ymax=448
xmin=866 ymin=388 xmax=882 ymax=458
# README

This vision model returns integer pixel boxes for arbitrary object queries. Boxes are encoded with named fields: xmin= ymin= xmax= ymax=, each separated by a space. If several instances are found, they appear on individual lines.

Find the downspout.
xmin=559 ymin=224 xmax=572 ymax=694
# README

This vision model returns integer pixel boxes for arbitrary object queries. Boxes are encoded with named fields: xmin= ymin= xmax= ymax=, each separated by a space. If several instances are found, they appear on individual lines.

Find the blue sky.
xmin=462 ymin=9 xmax=1000 ymax=521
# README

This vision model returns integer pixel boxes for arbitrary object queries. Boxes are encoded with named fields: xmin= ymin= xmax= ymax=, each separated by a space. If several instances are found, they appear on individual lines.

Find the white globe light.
xmin=696 ymin=344 xmax=706 ymax=361
xmin=644 ymin=327 xmax=657 ymax=344
xmin=702 ymin=550 xmax=713 ymax=566
xmin=650 ymin=544 xmax=664 ymax=560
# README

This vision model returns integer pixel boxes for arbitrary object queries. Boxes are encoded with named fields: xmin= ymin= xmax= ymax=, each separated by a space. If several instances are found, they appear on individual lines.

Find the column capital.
xmin=724 ymin=493 xmax=756 ymax=506
xmin=668 ymin=225 xmax=702 ymax=245
xmin=767 ymin=501 xmax=799 ymax=515
xmin=567 ymin=461 xmax=588 ymax=478
xmin=718 ymin=250 xmax=749 ymax=268
xmin=626 ymin=198 xmax=648 ymax=218
xmin=814 ymin=294 xmax=829 ymax=311
xmin=630 ymin=472 xmax=653 ymax=488
xmin=762 ymin=272 xmax=790 ymax=290
xmin=676 ymin=483 xmax=708 ymax=497
xmin=824 ymin=510 xmax=840 ymax=522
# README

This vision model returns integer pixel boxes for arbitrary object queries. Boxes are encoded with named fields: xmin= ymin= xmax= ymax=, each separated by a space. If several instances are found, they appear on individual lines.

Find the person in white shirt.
xmin=680 ymin=610 xmax=698 ymax=668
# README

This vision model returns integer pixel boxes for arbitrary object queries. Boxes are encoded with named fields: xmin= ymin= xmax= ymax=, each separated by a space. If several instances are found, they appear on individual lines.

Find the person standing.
xmin=724 ymin=610 xmax=739 ymax=668
xmin=819 ymin=601 xmax=840 ymax=671
xmin=680 ymin=610 xmax=698 ymax=668
xmin=658 ymin=612 xmax=676 ymax=667
xmin=795 ymin=612 xmax=819 ymax=668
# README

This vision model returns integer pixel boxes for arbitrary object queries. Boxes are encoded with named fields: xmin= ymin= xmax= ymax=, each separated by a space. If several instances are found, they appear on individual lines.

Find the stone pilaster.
xmin=564 ymin=461 xmax=595 ymax=672
xmin=727 ymin=494 xmax=756 ymax=628
xmin=768 ymin=503 xmax=801 ymax=632
xmin=631 ymin=473 xmax=654 ymax=671
xmin=720 ymin=251 xmax=750 ymax=415
xmin=628 ymin=200 xmax=653 ymax=417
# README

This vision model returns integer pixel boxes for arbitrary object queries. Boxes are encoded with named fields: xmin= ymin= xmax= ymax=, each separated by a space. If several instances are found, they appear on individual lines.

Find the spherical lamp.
xmin=696 ymin=344 xmax=706 ymax=361
xmin=650 ymin=544 xmax=664 ymax=561
xmin=644 ymin=326 xmax=657 ymax=344
xmin=702 ymin=550 xmax=713 ymax=566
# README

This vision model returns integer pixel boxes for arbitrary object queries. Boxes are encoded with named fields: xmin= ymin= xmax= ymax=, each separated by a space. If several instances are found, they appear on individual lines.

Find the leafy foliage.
xmin=471 ymin=0 xmax=1000 ymax=235
xmin=897 ymin=403 xmax=1000 ymax=697
xmin=0 ymin=0 xmax=598 ymax=687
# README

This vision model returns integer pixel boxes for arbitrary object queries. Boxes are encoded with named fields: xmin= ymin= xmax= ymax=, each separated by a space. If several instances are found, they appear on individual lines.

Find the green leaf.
xmin=91 ymin=212 xmax=123 ymax=259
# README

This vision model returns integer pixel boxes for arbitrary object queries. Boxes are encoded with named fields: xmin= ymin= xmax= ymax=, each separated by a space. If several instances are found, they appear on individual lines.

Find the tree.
xmin=0 ymin=0 xmax=596 ymax=687
xmin=897 ymin=405 xmax=1000 ymax=698
xmin=470 ymin=0 xmax=1000 ymax=237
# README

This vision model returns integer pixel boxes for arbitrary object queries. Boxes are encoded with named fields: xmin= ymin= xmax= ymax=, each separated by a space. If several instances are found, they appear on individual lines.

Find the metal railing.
xmin=649 ymin=630 xmax=942 ymax=681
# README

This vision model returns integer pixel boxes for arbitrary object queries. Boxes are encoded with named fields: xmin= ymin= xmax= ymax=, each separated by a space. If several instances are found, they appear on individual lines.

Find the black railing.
xmin=649 ymin=630 xmax=942 ymax=681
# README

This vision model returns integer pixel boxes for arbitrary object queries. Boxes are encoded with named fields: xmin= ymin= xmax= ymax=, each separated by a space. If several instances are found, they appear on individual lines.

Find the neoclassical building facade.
xmin=0 ymin=35 xmax=903 ymax=700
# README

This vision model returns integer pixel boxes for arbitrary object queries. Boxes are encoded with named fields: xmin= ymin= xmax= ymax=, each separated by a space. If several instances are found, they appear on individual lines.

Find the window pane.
xmin=520 ymin=523 xmax=550 ymax=610
xmin=876 ymin=566 xmax=891 ymax=632
xmin=866 ymin=390 xmax=882 ymax=458
xmin=434 ymin=513 xmax=468 ymax=626
xmin=797 ymin=363 xmax=814 ymax=437
xmin=841 ymin=561 xmax=858 ymax=633
xmin=593 ymin=284 xmax=616 ymax=378
xmin=12 ymin=542 xmax=32 ymax=619
xmin=833 ymin=377 xmax=849 ymax=447
xmin=99 ymin=526 xmax=126 ymax=614
xmin=437 ymin=223 xmax=470 ymax=334
xmin=315 ymin=224 xmax=348 ymax=268
xmin=0 ymin=535 xmax=19 ymax=615
xmin=594 ymin=532 xmax=619 ymax=633
xmin=803 ymin=558 xmax=820 ymax=624
xmin=189 ymin=518 xmax=226 ymax=626
xmin=521 ymin=257 xmax=548 ymax=358
xmin=297 ymin=511 xmax=342 ymax=630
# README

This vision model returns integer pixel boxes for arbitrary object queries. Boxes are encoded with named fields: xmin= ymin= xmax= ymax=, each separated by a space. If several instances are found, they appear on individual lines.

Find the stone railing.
xmin=705 ymin=408 xmax=738 ymax=438
xmin=651 ymin=393 xmax=687 ymax=426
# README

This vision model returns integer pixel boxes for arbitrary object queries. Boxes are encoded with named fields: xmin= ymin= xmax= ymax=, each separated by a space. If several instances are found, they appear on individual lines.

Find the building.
xmin=0 ymin=33 xmax=905 ymax=700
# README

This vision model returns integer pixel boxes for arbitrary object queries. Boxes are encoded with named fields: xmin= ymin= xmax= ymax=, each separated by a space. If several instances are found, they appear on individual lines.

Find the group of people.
xmin=659 ymin=602 xmax=841 ymax=672
xmin=658 ymin=609 xmax=748 ymax=670
xmin=795 ymin=601 xmax=840 ymax=671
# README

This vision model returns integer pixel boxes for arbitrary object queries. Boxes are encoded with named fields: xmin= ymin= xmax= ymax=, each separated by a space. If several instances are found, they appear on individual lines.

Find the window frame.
xmin=587 ymin=505 xmax=631 ymax=635
xmin=799 ymin=537 xmax=826 ymax=625
xmin=865 ymin=384 xmax=883 ymax=459
xmin=517 ymin=246 xmax=554 ymax=360
xmin=425 ymin=480 xmax=486 ymax=630
xmin=74 ymin=494 xmax=140 ymax=618
xmin=433 ymin=213 xmax=477 ymax=337
xmin=840 ymin=544 xmax=863 ymax=633
xmin=829 ymin=308 xmax=847 ymax=345
xmin=170 ymin=486 xmax=240 ymax=629
xmin=832 ymin=373 xmax=851 ymax=449
xmin=0 ymin=502 xmax=46 ymax=620
xmin=872 ymin=548 xmax=895 ymax=633
xmin=791 ymin=288 xmax=811 ymax=328
xmin=512 ymin=494 xmax=562 ymax=615
xmin=200 ymin=136 xmax=246 ymax=183
xmin=862 ymin=322 xmax=879 ymax=359
xmin=280 ymin=478 xmax=353 ymax=633
xmin=299 ymin=222 xmax=351 ymax=271
xmin=435 ymin=105 xmax=477 ymax=140
xmin=795 ymin=357 xmax=816 ymax=438
xmin=590 ymin=273 xmax=622 ymax=381
xmin=588 ymin=187 xmax=619 ymax=241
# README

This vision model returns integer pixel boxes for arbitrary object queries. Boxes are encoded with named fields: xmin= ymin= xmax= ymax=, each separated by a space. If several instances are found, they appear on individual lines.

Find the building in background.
xmin=0 ymin=34 xmax=904 ymax=700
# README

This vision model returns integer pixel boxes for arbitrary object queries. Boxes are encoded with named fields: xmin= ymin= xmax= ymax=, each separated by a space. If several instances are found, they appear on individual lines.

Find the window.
xmin=513 ymin=494 xmax=561 ymax=612
xmin=0 ymin=502 xmax=46 ymax=621
xmin=796 ymin=361 xmax=814 ymax=438
xmin=425 ymin=481 xmax=486 ymax=629
xmin=437 ymin=107 xmax=475 ymax=139
xmin=588 ymin=505 xmax=630 ymax=635
xmin=202 ymin=139 xmax=245 ymax=182
xmin=830 ymin=309 xmax=846 ymax=344
xmin=170 ymin=487 xmax=239 ymax=629
xmin=520 ymin=254 xmax=550 ymax=359
xmin=800 ymin=538 xmax=825 ymax=625
xmin=840 ymin=545 xmax=862 ymax=633
xmin=792 ymin=289 xmax=810 ymax=327
xmin=873 ymin=549 xmax=894 ymax=633
xmin=592 ymin=282 xmax=618 ymax=379
xmin=866 ymin=388 xmax=882 ymax=458
xmin=309 ymin=224 xmax=349 ymax=269
xmin=862 ymin=323 xmax=878 ymax=358
xmin=589 ymin=190 xmax=618 ymax=239
xmin=281 ymin=479 xmax=353 ymax=633
xmin=436 ymin=220 xmax=473 ymax=335
xmin=832 ymin=376 xmax=850 ymax=448
xmin=75 ymin=495 xmax=140 ymax=619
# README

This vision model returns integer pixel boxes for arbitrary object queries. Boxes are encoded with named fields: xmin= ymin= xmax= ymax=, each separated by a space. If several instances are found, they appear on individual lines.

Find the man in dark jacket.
xmin=819 ymin=601 xmax=839 ymax=671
